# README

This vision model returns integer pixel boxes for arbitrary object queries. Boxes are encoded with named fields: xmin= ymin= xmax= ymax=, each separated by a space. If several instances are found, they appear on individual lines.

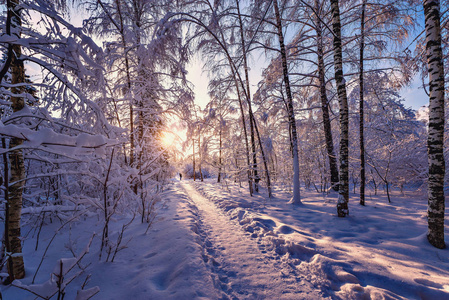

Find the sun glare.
xmin=161 ymin=131 xmax=177 ymax=147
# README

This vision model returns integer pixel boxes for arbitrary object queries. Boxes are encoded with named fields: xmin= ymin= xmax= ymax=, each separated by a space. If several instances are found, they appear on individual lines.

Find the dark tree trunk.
xmin=359 ymin=0 xmax=366 ymax=206
xmin=233 ymin=66 xmax=253 ymax=195
xmin=221 ymin=21 xmax=254 ymax=196
xmin=385 ymin=181 xmax=391 ymax=203
xmin=218 ymin=124 xmax=222 ymax=183
xmin=330 ymin=0 xmax=350 ymax=217
xmin=314 ymin=0 xmax=339 ymax=192
xmin=5 ymin=0 xmax=26 ymax=280
xmin=273 ymin=0 xmax=301 ymax=204
xmin=424 ymin=0 xmax=446 ymax=249
xmin=252 ymin=111 xmax=273 ymax=198
xmin=193 ymin=139 xmax=196 ymax=181
xmin=236 ymin=0 xmax=259 ymax=192
xmin=114 ymin=0 xmax=134 ymax=168
xmin=199 ymin=135 xmax=204 ymax=182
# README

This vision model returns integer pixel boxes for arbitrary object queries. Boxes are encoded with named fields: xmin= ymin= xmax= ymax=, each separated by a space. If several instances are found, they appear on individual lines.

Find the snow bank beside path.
xmin=1 ymin=182 xmax=217 ymax=299
xmin=191 ymin=179 xmax=449 ymax=299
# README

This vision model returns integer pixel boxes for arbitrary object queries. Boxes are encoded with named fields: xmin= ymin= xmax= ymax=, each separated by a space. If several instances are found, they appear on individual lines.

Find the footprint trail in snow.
xmin=180 ymin=182 xmax=325 ymax=299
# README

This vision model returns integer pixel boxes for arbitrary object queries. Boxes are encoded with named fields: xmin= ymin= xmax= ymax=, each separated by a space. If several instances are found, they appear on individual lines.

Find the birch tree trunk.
xmin=218 ymin=122 xmax=222 ymax=183
xmin=314 ymin=0 xmax=339 ymax=192
xmin=133 ymin=0 xmax=145 ymax=196
xmin=199 ymin=134 xmax=204 ymax=181
xmin=5 ymin=0 xmax=26 ymax=280
xmin=236 ymin=0 xmax=272 ymax=197
xmin=330 ymin=0 xmax=349 ymax=217
xmin=193 ymin=139 xmax=196 ymax=181
xmin=234 ymin=77 xmax=253 ymax=195
xmin=213 ymin=9 xmax=253 ymax=195
xmin=424 ymin=0 xmax=446 ymax=249
xmin=113 ymin=0 xmax=134 ymax=170
xmin=236 ymin=0 xmax=259 ymax=192
xmin=359 ymin=0 xmax=366 ymax=206
xmin=273 ymin=0 xmax=301 ymax=204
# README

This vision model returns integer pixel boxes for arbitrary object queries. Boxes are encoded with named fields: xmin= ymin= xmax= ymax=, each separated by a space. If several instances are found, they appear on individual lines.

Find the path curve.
xmin=181 ymin=182 xmax=323 ymax=299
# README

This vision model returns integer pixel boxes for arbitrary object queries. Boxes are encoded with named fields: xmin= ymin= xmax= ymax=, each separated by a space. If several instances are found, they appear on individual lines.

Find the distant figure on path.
xmin=179 ymin=173 xmax=182 ymax=180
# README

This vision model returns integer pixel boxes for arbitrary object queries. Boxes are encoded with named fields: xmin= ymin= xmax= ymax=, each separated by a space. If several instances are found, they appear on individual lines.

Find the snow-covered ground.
xmin=2 ymin=178 xmax=448 ymax=299
xmin=192 ymin=179 xmax=449 ymax=299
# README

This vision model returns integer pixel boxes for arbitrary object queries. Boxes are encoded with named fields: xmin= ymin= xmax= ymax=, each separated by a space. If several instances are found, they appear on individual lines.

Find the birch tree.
xmin=0 ymin=0 xmax=115 ymax=280
xmin=312 ymin=0 xmax=339 ymax=191
xmin=249 ymin=0 xmax=301 ymax=203
xmin=330 ymin=0 xmax=349 ymax=217
xmin=4 ymin=0 xmax=26 ymax=280
xmin=423 ymin=0 xmax=446 ymax=249
xmin=272 ymin=0 xmax=301 ymax=204
xmin=359 ymin=0 xmax=366 ymax=205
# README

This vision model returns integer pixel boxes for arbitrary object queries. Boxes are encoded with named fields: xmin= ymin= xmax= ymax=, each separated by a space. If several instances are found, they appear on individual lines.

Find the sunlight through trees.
xmin=0 ymin=1 xmax=448 ymax=296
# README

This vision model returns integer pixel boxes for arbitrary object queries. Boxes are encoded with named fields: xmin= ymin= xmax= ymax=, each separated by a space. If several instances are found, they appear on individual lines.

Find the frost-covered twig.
xmin=32 ymin=211 xmax=86 ymax=284
xmin=109 ymin=215 xmax=135 ymax=263
xmin=99 ymin=148 xmax=116 ymax=260
xmin=13 ymin=234 xmax=98 ymax=300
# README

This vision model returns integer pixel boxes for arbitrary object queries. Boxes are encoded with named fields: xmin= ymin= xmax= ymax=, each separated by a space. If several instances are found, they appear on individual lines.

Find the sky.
xmin=400 ymin=75 xmax=429 ymax=110
xmin=186 ymin=50 xmax=267 ymax=111
xmin=188 ymin=55 xmax=429 ymax=112
xmin=186 ymin=56 xmax=210 ymax=109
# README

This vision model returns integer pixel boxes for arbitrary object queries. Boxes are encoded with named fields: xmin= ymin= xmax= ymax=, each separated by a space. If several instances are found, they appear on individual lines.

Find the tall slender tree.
xmin=423 ymin=0 xmax=446 ymax=249
xmin=330 ymin=0 xmax=349 ymax=217
xmin=359 ymin=0 xmax=366 ymax=206
xmin=236 ymin=0 xmax=260 ymax=193
xmin=4 ymin=0 xmax=26 ymax=281
xmin=313 ymin=0 xmax=339 ymax=192
xmin=273 ymin=0 xmax=301 ymax=204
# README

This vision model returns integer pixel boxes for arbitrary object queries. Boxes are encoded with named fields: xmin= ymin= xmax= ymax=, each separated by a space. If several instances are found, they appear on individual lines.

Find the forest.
xmin=0 ymin=0 xmax=448 ymax=299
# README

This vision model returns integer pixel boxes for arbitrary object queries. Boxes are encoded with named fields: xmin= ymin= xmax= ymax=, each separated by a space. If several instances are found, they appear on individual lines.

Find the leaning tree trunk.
xmin=359 ymin=0 xmax=366 ymax=206
xmin=314 ymin=0 xmax=339 ymax=192
xmin=218 ymin=18 xmax=253 ymax=195
xmin=236 ymin=0 xmax=272 ymax=197
xmin=233 ymin=70 xmax=253 ymax=196
xmin=236 ymin=0 xmax=259 ymax=192
xmin=330 ymin=0 xmax=350 ymax=217
xmin=273 ymin=0 xmax=301 ymax=204
xmin=424 ymin=0 xmax=446 ymax=249
xmin=251 ymin=110 xmax=273 ymax=198
xmin=5 ymin=0 xmax=26 ymax=280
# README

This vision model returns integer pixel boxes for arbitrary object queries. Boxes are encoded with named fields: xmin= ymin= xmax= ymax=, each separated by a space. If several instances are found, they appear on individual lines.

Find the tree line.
xmin=171 ymin=0 xmax=445 ymax=248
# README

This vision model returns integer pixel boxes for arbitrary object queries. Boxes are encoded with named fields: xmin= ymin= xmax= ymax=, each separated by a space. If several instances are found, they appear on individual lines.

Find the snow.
xmin=181 ymin=182 xmax=323 ymax=299
xmin=75 ymin=287 xmax=100 ymax=300
xmin=191 ymin=179 xmax=449 ymax=299
xmin=0 ymin=110 xmax=114 ymax=156
xmin=2 ymin=178 xmax=448 ymax=299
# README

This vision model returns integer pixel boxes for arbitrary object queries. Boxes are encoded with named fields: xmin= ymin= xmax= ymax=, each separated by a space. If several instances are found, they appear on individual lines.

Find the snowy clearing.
xmin=191 ymin=179 xmax=449 ymax=299
xmin=1 ymin=179 xmax=449 ymax=299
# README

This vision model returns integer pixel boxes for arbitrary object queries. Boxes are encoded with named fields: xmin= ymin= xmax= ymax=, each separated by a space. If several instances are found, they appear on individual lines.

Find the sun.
xmin=161 ymin=131 xmax=177 ymax=147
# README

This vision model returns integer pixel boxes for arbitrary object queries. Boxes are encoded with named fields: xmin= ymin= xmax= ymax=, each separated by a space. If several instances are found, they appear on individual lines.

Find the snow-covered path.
xmin=181 ymin=182 xmax=325 ymax=299
xmin=3 ymin=179 xmax=448 ymax=299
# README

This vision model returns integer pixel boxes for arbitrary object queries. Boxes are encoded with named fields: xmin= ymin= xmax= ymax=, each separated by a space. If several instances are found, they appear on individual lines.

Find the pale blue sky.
xmin=400 ymin=75 xmax=429 ymax=110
